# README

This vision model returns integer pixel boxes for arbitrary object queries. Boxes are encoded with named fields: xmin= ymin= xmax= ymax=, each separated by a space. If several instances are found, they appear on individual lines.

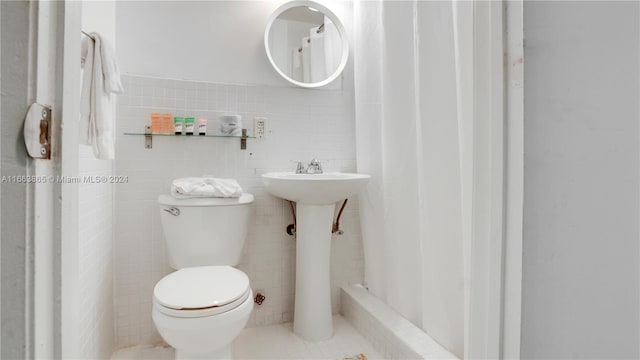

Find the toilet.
xmin=153 ymin=193 xmax=254 ymax=359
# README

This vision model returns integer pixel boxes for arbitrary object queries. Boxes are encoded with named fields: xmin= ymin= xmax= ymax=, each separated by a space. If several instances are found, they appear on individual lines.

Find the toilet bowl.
xmin=153 ymin=193 xmax=254 ymax=359
xmin=152 ymin=266 xmax=253 ymax=359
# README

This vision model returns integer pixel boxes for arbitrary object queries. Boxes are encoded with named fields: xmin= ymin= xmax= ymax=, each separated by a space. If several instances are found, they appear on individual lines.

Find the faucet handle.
xmin=307 ymin=158 xmax=323 ymax=174
xmin=295 ymin=161 xmax=305 ymax=174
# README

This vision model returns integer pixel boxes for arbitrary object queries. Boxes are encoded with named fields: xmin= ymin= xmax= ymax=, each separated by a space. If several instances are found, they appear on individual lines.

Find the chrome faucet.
xmin=306 ymin=158 xmax=323 ymax=174
xmin=294 ymin=159 xmax=323 ymax=174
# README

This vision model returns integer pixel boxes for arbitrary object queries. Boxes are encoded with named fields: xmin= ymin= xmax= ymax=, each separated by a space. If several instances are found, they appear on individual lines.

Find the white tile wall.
xmin=77 ymin=146 xmax=115 ymax=359
xmin=78 ymin=1 xmax=117 ymax=356
xmin=114 ymin=74 xmax=364 ymax=346
xmin=341 ymin=285 xmax=458 ymax=359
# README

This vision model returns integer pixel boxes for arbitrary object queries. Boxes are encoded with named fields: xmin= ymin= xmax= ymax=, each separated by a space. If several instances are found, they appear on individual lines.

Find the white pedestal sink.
xmin=261 ymin=172 xmax=370 ymax=341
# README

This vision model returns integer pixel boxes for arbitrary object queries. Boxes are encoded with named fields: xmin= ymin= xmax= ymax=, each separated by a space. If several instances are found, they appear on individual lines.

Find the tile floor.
xmin=112 ymin=315 xmax=384 ymax=360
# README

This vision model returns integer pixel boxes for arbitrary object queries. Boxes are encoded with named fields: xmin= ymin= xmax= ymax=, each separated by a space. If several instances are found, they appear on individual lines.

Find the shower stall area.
xmin=344 ymin=1 xmax=519 ymax=358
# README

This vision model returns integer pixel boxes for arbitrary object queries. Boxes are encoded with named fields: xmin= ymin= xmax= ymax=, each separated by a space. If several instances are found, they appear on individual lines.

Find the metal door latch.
xmin=24 ymin=103 xmax=51 ymax=159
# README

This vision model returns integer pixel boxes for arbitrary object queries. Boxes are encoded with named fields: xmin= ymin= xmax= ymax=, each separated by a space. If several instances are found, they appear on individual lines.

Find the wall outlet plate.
xmin=254 ymin=117 xmax=266 ymax=138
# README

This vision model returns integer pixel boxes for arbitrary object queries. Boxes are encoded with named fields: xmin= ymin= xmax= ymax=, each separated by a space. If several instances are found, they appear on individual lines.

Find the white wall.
xmin=114 ymin=1 xmax=361 ymax=347
xmin=522 ymin=2 xmax=639 ymax=358
xmin=78 ymin=1 xmax=116 ymax=358
xmin=116 ymin=0 xmax=349 ymax=86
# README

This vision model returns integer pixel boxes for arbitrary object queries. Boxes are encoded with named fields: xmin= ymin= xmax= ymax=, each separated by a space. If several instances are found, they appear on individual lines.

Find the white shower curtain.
xmin=323 ymin=17 xmax=341 ymax=76
xmin=301 ymin=36 xmax=311 ymax=82
xmin=309 ymin=26 xmax=326 ymax=82
xmin=354 ymin=1 xmax=473 ymax=357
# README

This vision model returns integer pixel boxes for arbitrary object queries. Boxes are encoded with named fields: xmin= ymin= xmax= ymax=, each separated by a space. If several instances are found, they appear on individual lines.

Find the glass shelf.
xmin=124 ymin=131 xmax=254 ymax=149
xmin=123 ymin=132 xmax=255 ymax=139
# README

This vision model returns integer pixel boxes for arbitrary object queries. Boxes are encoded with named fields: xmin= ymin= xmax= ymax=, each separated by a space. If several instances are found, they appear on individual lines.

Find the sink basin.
xmin=261 ymin=172 xmax=371 ymax=205
xmin=261 ymin=171 xmax=370 ymax=341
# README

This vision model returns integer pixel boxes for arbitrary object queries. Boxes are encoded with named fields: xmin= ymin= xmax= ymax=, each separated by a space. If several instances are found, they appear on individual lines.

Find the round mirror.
xmin=264 ymin=1 xmax=349 ymax=88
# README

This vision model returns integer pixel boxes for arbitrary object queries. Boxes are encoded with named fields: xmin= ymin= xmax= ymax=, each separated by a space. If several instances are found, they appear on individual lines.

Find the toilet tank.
xmin=157 ymin=193 xmax=254 ymax=269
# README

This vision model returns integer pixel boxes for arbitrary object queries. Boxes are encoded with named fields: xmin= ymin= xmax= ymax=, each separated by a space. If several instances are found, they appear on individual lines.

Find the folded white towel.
xmin=219 ymin=115 xmax=242 ymax=136
xmin=171 ymin=177 xmax=243 ymax=198
xmin=80 ymin=32 xmax=123 ymax=160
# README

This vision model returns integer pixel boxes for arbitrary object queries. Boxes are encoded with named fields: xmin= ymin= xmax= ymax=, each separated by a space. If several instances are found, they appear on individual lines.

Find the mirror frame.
xmin=264 ymin=0 xmax=349 ymax=88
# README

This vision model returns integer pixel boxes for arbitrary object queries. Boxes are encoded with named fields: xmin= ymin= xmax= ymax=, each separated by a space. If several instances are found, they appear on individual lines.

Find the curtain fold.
xmin=354 ymin=1 xmax=472 ymax=357
xmin=301 ymin=36 xmax=311 ymax=82
xmin=309 ymin=26 xmax=326 ymax=82
xmin=323 ymin=18 xmax=341 ymax=76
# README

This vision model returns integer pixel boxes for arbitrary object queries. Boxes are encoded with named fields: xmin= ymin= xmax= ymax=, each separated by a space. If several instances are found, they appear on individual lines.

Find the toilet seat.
xmin=154 ymin=265 xmax=251 ymax=318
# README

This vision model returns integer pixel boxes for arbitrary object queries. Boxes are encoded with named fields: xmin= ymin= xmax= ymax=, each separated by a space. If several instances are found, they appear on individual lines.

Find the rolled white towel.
xmin=219 ymin=115 xmax=242 ymax=136
xmin=171 ymin=177 xmax=243 ymax=198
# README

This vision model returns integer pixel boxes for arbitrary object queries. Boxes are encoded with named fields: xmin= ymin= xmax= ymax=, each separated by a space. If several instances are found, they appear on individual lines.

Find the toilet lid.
xmin=154 ymin=266 xmax=250 ymax=310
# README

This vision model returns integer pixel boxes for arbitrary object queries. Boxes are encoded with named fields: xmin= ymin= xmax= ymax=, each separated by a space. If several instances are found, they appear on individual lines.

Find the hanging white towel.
xmin=171 ymin=177 xmax=243 ymax=198
xmin=80 ymin=32 xmax=123 ymax=160
xmin=309 ymin=26 xmax=326 ymax=82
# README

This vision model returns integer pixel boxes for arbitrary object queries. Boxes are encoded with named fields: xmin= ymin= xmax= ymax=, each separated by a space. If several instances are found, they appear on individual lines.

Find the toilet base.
xmin=153 ymin=287 xmax=253 ymax=360
xmin=176 ymin=345 xmax=231 ymax=360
